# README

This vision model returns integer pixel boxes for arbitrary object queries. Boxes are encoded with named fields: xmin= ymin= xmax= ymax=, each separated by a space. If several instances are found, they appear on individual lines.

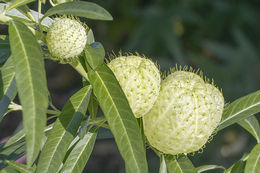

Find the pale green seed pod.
xmin=107 ymin=55 xmax=161 ymax=118
xmin=46 ymin=17 xmax=87 ymax=59
xmin=143 ymin=70 xmax=224 ymax=155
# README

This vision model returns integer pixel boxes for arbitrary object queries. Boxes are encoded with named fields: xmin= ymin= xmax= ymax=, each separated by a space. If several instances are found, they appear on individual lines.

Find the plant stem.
xmin=49 ymin=0 xmax=56 ymax=6
xmin=38 ymin=0 xmax=41 ymax=22
xmin=8 ymin=102 xmax=61 ymax=115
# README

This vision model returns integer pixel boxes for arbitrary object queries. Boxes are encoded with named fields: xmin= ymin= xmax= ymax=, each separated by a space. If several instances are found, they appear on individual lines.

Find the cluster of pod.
xmin=46 ymin=17 xmax=224 ymax=156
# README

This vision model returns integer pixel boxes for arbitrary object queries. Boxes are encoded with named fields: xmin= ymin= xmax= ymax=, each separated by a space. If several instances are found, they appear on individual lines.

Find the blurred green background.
xmin=1 ymin=0 xmax=260 ymax=172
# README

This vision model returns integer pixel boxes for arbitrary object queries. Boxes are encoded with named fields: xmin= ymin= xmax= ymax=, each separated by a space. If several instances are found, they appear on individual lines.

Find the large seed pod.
xmin=143 ymin=70 xmax=224 ymax=155
xmin=46 ymin=17 xmax=87 ymax=59
xmin=107 ymin=55 xmax=161 ymax=118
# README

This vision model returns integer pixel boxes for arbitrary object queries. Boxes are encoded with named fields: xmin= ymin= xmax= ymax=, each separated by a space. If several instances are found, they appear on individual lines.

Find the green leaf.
xmin=0 ymin=139 xmax=25 ymax=170
xmin=7 ymin=0 xmax=35 ymax=11
xmin=196 ymin=165 xmax=226 ymax=173
xmin=0 ymin=166 xmax=18 ymax=173
xmin=159 ymin=155 xmax=167 ymax=173
xmin=42 ymin=1 xmax=113 ymax=21
xmin=88 ymin=93 xmax=98 ymax=119
xmin=218 ymin=90 xmax=260 ymax=131
xmin=238 ymin=115 xmax=260 ymax=143
xmin=0 ymin=124 xmax=53 ymax=170
xmin=3 ymin=124 xmax=53 ymax=149
xmin=87 ymin=63 xmax=148 ymax=173
xmin=245 ymin=143 xmax=260 ymax=173
xmin=84 ymin=42 xmax=105 ymax=70
xmin=165 ymin=155 xmax=196 ymax=173
xmin=9 ymin=20 xmax=48 ymax=165
xmin=0 ymin=57 xmax=16 ymax=121
xmin=230 ymin=160 xmax=246 ymax=173
xmin=78 ymin=118 xmax=89 ymax=139
xmin=225 ymin=153 xmax=248 ymax=173
xmin=36 ymin=86 xmax=92 ymax=173
xmin=60 ymin=132 xmax=97 ymax=173
xmin=5 ymin=160 xmax=35 ymax=173
xmin=0 ymin=4 xmax=52 ymax=29
xmin=86 ymin=29 xmax=95 ymax=44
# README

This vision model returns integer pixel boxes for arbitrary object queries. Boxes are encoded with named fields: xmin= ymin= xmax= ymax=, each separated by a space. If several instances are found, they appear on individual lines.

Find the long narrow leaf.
xmin=0 ymin=139 xmax=25 ymax=170
xmin=238 ymin=115 xmax=260 ymax=143
xmin=196 ymin=165 xmax=226 ymax=173
xmin=5 ymin=160 xmax=35 ymax=173
xmin=0 ymin=57 xmax=16 ymax=121
xmin=224 ymin=153 xmax=249 ymax=173
xmin=0 ymin=166 xmax=18 ymax=173
xmin=36 ymin=86 xmax=92 ymax=173
xmin=60 ymin=132 xmax=97 ymax=173
xmin=7 ymin=0 xmax=35 ymax=11
xmin=9 ymin=20 xmax=48 ymax=165
xmin=218 ymin=90 xmax=260 ymax=131
xmin=42 ymin=1 xmax=112 ymax=21
xmin=3 ymin=124 xmax=53 ymax=149
xmin=87 ymin=63 xmax=148 ymax=173
xmin=245 ymin=143 xmax=260 ymax=173
xmin=165 ymin=155 xmax=196 ymax=173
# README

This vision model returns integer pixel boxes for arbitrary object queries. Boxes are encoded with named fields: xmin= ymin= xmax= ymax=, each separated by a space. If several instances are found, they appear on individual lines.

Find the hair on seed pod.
xmin=46 ymin=15 xmax=89 ymax=63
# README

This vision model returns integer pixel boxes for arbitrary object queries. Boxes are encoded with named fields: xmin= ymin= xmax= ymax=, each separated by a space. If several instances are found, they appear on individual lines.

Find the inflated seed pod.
xmin=143 ymin=70 xmax=224 ymax=155
xmin=107 ymin=55 xmax=161 ymax=118
xmin=46 ymin=17 xmax=87 ymax=59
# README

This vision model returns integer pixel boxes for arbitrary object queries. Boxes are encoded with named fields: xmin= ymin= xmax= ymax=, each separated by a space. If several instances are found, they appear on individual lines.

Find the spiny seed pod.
xmin=46 ymin=17 xmax=87 ymax=59
xmin=143 ymin=69 xmax=224 ymax=155
xmin=107 ymin=55 xmax=161 ymax=118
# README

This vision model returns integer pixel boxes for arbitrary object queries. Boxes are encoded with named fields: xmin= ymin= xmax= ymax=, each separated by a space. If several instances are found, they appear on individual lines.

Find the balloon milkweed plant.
xmin=0 ymin=0 xmax=259 ymax=173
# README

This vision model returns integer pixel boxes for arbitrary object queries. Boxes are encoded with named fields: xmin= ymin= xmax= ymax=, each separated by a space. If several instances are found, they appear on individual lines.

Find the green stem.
xmin=49 ymin=0 xmax=56 ymax=6
xmin=8 ymin=102 xmax=61 ymax=115
xmin=38 ymin=0 xmax=41 ymax=22
xmin=47 ymin=115 xmax=58 ymax=121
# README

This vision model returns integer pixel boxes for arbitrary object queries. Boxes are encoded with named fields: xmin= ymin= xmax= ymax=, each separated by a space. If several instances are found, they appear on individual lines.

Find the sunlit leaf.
xmin=84 ymin=43 xmax=105 ymax=70
xmin=36 ymin=86 xmax=92 ymax=173
xmin=9 ymin=20 xmax=48 ymax=165
xmin=5 ymin=160 xmax=35 ymax=173
xmin=0 ymin=57 xmax=16 ymax=121
xmin=224 ymin=153 xmax=248 ymax=173
xmin=0 ymin=166 xmax=18 ymax=173
xmin=196 ymin=165 xmax=226 ymax=173
xmin=218 ymin=90 xmax=260 ymax=131
xmin=238 ymin=115 xmax=260 ymax=143
xmin=60 ymin=132 xmax=97 ymax=173
xmin=43 ymin=1 xmax=113 ymax=21
xmin=7 ymin=0 xmax=35 ymax=11
xmin=0 ymin=139 xmax=25 ymax=170
xmin=165 ymin=155 xmax=196 ymax=173
xmin=245 ymin=143 xmax=260 ymax=173
xmin=87 ymin=63 xmax=148 ymax=173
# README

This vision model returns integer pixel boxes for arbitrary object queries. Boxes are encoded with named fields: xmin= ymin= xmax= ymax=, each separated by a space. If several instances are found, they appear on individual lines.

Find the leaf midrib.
xmin=41 ymin=89 xmax=90 ymax=173
xmin=244 ymin=119 xmax=260 ymax=143
xmin=94 ymin=70 xmax=141 ymax=172
xmin=251 ymin=152 xmax=260 ymax=172
xmin=12 ymin=21 xmax=37 ymax=158
xmin=221 ymin=101 xmax=260 ymax=126
xmin=66 ymin=133 xmax=94 ymax=172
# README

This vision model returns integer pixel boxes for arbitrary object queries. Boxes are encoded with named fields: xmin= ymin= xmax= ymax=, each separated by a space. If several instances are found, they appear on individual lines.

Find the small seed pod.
xmin=143 ymin=69 xmax=224 ymax=155
xmin=107 ymin=55 xmax=161 ymax=118
xmin=46 ymin=17 xmax=87 ymax=60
